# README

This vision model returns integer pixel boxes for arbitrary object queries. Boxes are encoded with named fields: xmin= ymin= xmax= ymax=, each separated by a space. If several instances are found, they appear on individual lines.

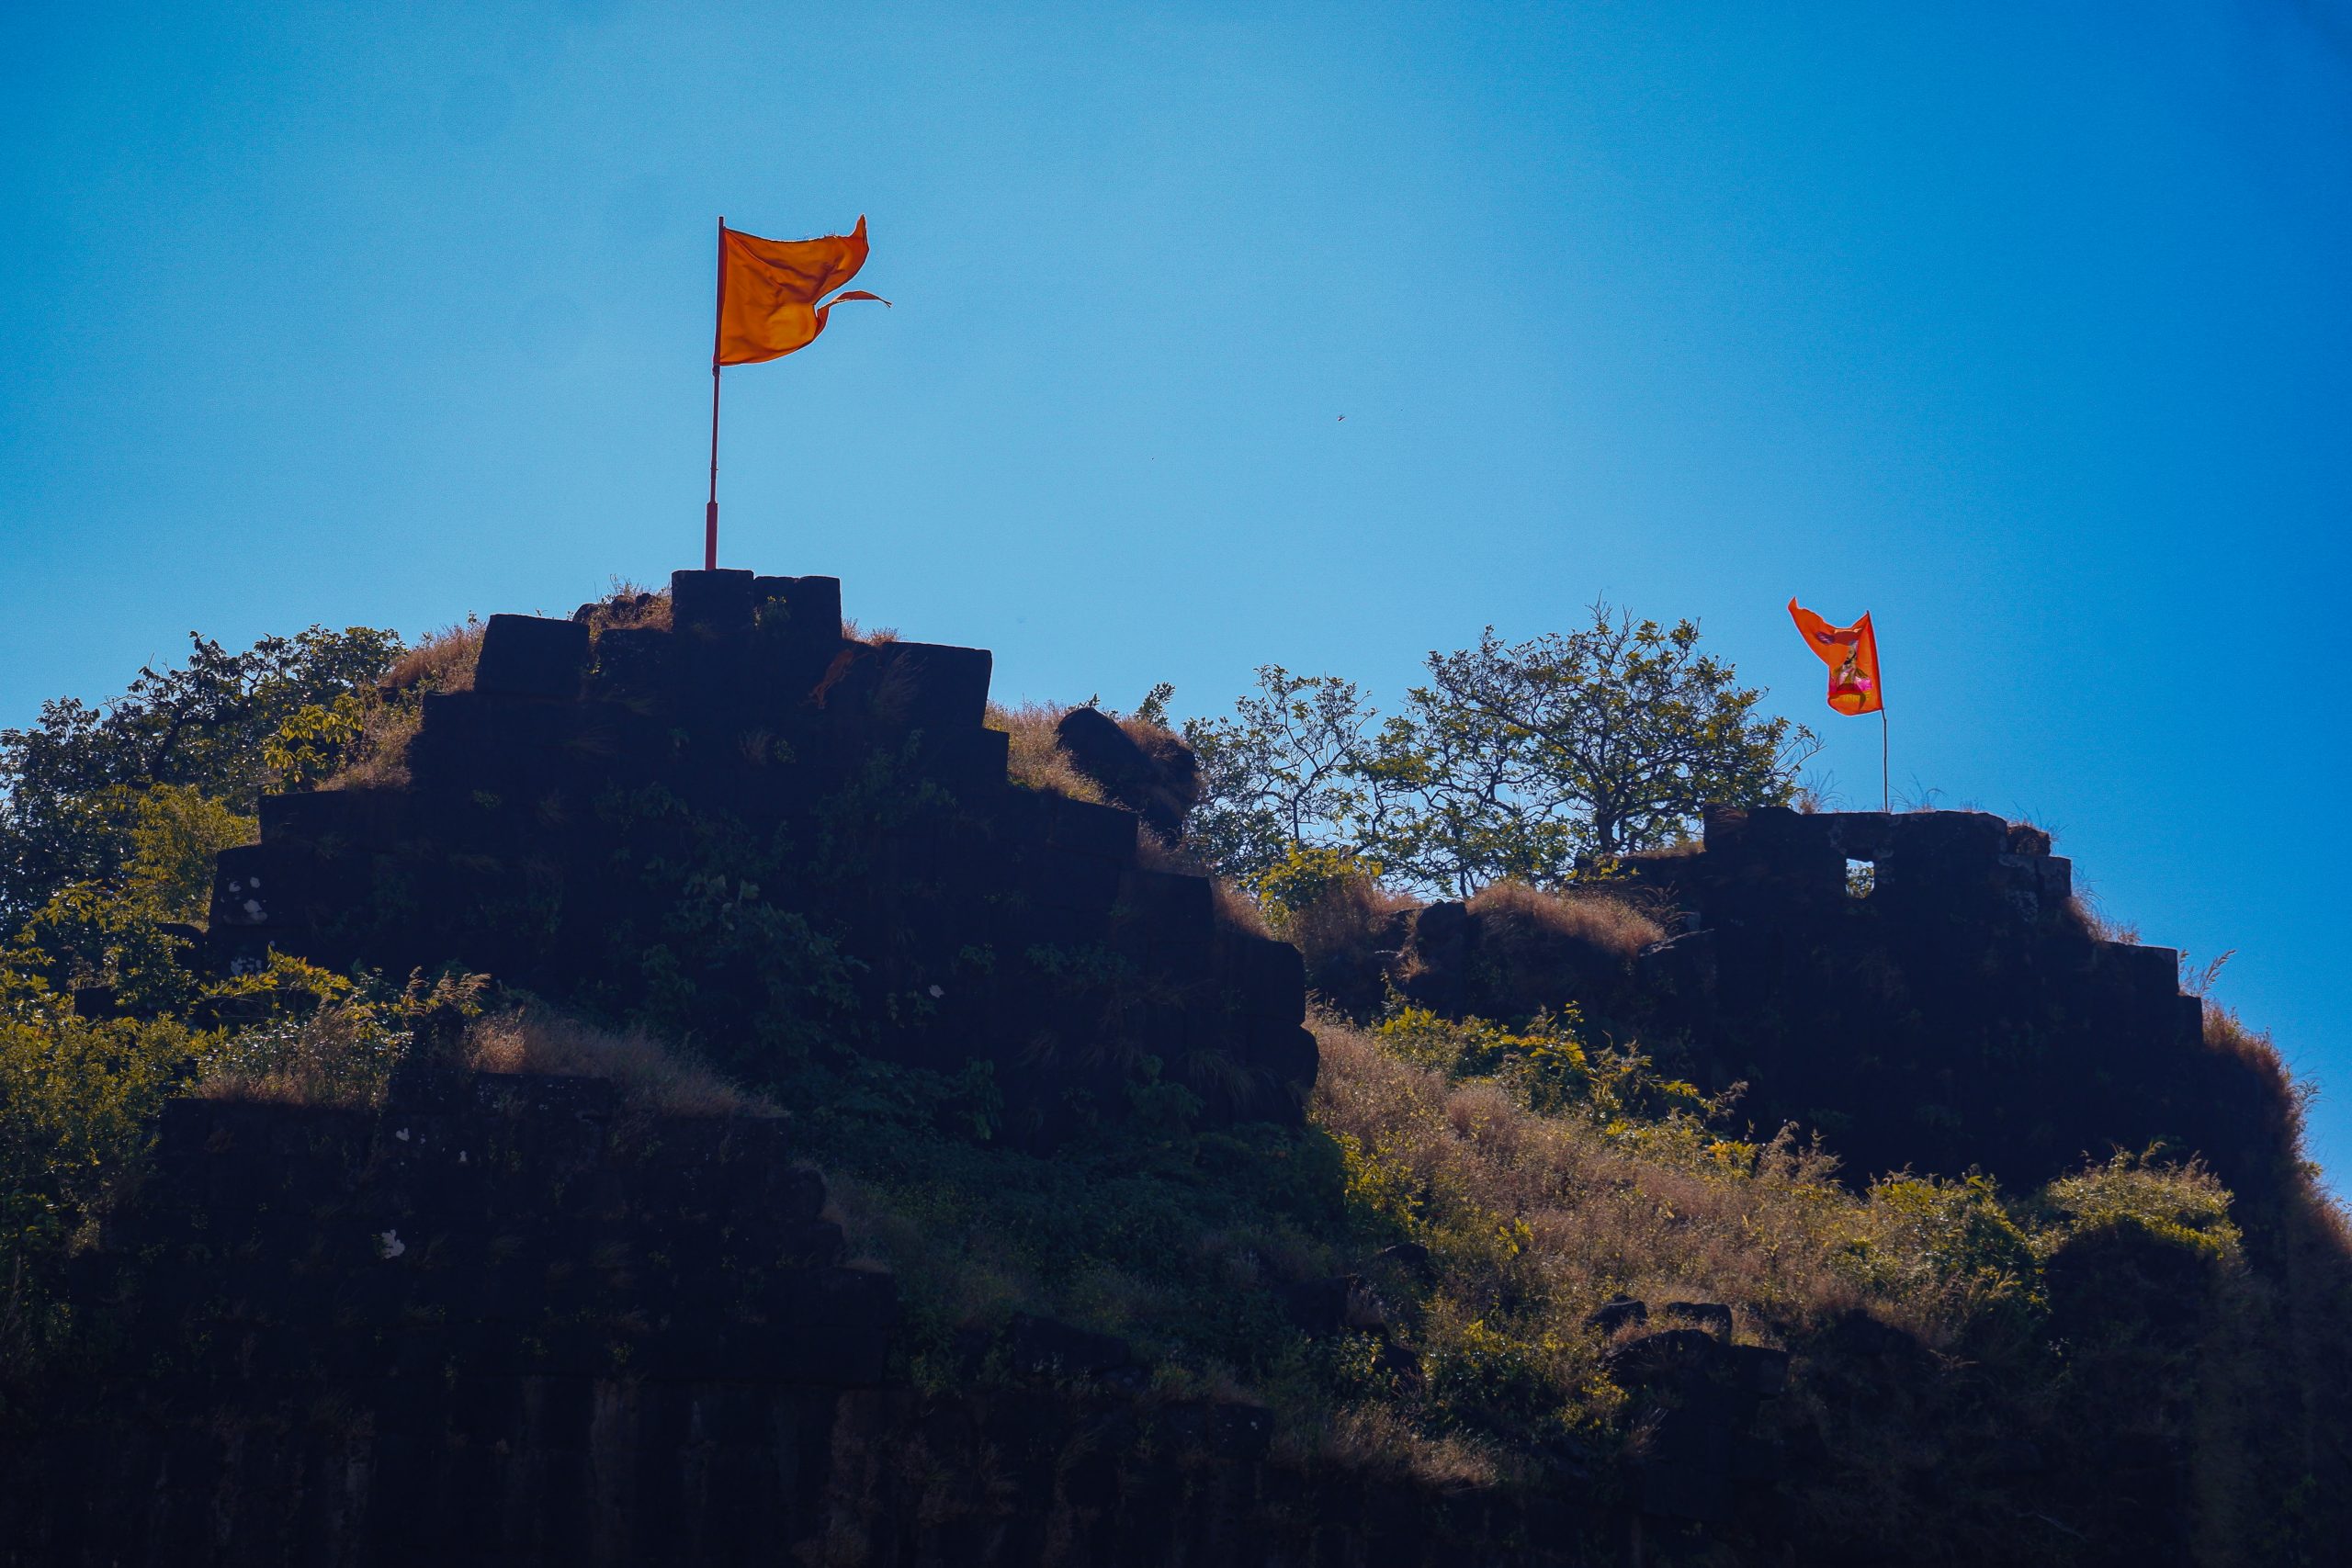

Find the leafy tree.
xmin=0 ymin=626 xmax=400 ymax=928
xmin=118 ymin=785 xmax=258 ymax=924
xmin=0 ymin=972 xmax=203 ymax=1370
xmin=1182 ymin=603 xmax=1812 ymax=896
xmin=1182 ymin=667 xmax=1377 ymax=883
xmin=1399 ymin=602 xmax=1815 ymax=871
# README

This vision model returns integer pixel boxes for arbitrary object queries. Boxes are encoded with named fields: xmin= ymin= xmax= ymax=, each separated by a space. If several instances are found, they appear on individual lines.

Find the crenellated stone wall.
xmin=200 ymin=570 xmax=1312 ymax=1133
xmin=1398 ymin=806 xmax=2283 ymax=1201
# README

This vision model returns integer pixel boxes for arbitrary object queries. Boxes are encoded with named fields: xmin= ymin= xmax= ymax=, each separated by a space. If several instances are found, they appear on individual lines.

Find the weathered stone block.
xmin=589 ymin=624 xmax=671 ymax=692
xmin=1658 ymin=1300 xmax=1733 ymax=1339
xmin=1230 ymin=935 xmax=1306 ymax=1025
xmin=871 ymin=641 xmax=993 ymax=733
xmin=259 ymin=787 xmax=409 ymax=851
xmin=209 ymin=842 xmax=308 ymax=931
xmin=1040 ymin=793 xmax=1140 ymax=861
xmin=474 ymin=614 xmax=591 ymax=699
xmin=752 ymin=572 xmax=842 ymax=637
xmin=670 ymin=568 xmax=758 ymax=637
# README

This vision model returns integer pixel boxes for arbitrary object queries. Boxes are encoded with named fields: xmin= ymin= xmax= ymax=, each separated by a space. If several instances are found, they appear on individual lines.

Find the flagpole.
xmin=1881 ymin=707 xmax=1890 ymax=813
xmin=706 ymin=216 xmax=726 ymax=572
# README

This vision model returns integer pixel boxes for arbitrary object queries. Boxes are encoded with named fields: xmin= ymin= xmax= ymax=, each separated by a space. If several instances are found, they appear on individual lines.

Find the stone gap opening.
xmin=1846 ymin=858 xmax=1877 ymax=898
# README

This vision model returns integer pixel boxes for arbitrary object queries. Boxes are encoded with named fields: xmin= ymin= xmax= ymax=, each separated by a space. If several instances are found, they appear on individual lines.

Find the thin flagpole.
xmin=1881 ymin=706 xmax=1890 ymax=813
xmin=706 ymin=216 xmax=726 ymax=571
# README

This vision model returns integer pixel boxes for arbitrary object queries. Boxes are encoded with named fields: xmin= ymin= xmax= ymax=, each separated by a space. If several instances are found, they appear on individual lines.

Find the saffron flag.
xmin=1788 ymin=600 xmax=1883 ymax=716
xmin=716 ymin=217 xmax=888 ymax=367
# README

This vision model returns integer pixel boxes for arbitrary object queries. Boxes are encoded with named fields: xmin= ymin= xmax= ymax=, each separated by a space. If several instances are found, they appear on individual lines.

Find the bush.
xmin=0 ymin=972 xmax=203 ymax=1376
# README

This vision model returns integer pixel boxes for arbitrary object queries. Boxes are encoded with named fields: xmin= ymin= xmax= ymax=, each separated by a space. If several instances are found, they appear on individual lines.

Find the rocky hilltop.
xmin=209 ymin=570 xmax=1312 ymax=1133
xmin=2 ymin=571 xmax=2345 ymax=1568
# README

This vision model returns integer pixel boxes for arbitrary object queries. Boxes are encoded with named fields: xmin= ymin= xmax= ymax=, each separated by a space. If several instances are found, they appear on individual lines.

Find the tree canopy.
xmin=0 ymin=626 xmax=401 ymax=929
xmin=1184 ymin=602 xmax=1814 ymax=897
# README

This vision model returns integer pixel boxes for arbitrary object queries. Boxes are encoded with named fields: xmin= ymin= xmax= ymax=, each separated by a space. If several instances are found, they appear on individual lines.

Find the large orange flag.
xmin=715 ymin=216 xmax=888 ymax=366
xmin=1788 ymin=600 xmax=1883 ymax=716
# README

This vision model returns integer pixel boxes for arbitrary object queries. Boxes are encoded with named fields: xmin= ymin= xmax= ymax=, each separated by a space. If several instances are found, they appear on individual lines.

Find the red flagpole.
xmin=705 ymin=216 xmax=726 ymax=571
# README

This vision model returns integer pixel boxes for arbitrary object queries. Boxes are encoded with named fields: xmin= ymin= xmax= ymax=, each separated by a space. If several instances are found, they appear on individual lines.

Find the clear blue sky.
xmin=5 ymin=3 xmax=2347 ymax=1179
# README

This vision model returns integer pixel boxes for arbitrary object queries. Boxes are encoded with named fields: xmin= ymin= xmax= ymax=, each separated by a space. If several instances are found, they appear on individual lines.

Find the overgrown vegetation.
xmin=0 ymin=946 xmax=484 ymax=1377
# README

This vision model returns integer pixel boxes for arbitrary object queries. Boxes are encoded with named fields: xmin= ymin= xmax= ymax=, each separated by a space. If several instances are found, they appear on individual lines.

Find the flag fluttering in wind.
xmin=703 ymin=215 xmax=889 ymax=569
xmin=716 ymin=217 xmax=889 ymax=365
xmin=1787 ymin=600 xmax=1883 ymax=716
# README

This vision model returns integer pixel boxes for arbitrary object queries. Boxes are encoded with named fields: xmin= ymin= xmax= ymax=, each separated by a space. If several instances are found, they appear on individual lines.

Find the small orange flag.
xmin=716 ymin=216 xmax=889 ymax=367
xmin=1788 ymin=600 xmax=1883 ymax=716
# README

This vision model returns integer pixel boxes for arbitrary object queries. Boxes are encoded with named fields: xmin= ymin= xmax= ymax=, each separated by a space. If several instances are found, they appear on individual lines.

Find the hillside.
xmin=3 ymin=570 xmax=2347 ymax=1567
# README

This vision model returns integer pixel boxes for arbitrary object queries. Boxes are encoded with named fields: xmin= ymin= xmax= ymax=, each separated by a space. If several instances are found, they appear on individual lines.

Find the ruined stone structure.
xmin=1 ymin=1074 xmax=1612 ymax=1567
xmin=204 ymin=570 xmax=1312 ymax=1132
xmin=1403 ymin=806 xmax=2286 ymax=1202
xmin=5 ymin=590 xmax=2313 ymax=1564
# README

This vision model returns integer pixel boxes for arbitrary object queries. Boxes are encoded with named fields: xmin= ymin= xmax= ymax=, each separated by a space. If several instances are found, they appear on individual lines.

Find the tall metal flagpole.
xmin=706 ymin=216 xmax=726 ymax=571
xmin=1881 ymin=707 xmax=1890 ymax=813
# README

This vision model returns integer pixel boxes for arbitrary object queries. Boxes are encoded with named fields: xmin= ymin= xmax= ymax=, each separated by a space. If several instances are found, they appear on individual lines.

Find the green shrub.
xmin=2032 ymin=1150 xmax=2241 ymax=1267
xmin=0 ymin=970 xmax=203 ymax=1376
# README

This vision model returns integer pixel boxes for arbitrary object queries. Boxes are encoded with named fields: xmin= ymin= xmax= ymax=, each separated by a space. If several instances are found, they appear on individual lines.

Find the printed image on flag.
xmin=1787 ymin=599 xmax=1883 ymax=716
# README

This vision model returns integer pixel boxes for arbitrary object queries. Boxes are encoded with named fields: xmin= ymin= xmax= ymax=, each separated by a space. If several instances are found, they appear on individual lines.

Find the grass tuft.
xmin=986 ymin=701 xmax=1103 ymax=803
xmin=463 ymin=1007 xmax=776 ymax=1117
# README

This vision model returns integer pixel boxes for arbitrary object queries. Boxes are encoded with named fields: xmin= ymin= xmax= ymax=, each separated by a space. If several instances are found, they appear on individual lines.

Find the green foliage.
xmin=0 ymin=869 xmax=484 ymax=1380
xmin=1129 ymin=681 xmax=1176 ymax=729
xmin=1847 ymin=1172 xmax=2046 ymax=1325
xmin=6 ymin=884 xmax=201 ymax=1015
xmin=0 ymin=625 xmax=399 ymax=928
xmin=261 ymin=694 xmax=368 ymax=792
xmin=1419 ymin=1309 xmax=1572 ymax=1440
xmin=2032 ymin=1150 xmax=2241 ymax=1265
xmin=0 ymin=966 xmax=204 ymax=1372
xmin=120 ymin=784 xmax=256 ymax=922
xmin=1374 ymin=1005 xmax=1715 ymax=1129
xmin=1182 ymin=667 xmax=1376 ymax=885
xmin=782 ymin=1048 xmax=1350 ymax=1387
xmin=197 ymin=959 xmax=486 ymax=1108
xmin=1408 ymin=603 xmax=1815 ymax=862
xmin=1254 ymin=843 xmax=1379 ymax=918
xmin=1182 ymin=602 xmax=1813 ymax=896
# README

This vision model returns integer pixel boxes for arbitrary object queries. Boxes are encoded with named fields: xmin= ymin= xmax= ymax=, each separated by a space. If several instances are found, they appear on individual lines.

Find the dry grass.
xmin=1463 ymin=882 xmax=1663 ymax=961
xmin=324 ymin=620 xmax=488 ymax=792
xmin=2064 ymin=893 xmax=2142 ymax=945
xmin=1210 ymin=877 xmax=1272 ymax=939
xmin=578 ymin=580 xmax=671 ymax=635
xmin=986 ymin=701 xmax=1102 ymax=803
xmin=1272 ymin=1401 xmax=1503 ymax=1491
xmin=190 ymin=1005 xmax=404 ymax=1110
xmin=1117 ymin=713 xmax=1197 ymax=784
xmin=320 ymin=704 xmax=420 ymax=792
xmin=1288 ymin=873 xmax=1417 ymax=962
xmin=1311 ymin=1013 xmax=1896 ymax=1343
xmin=381 ymin=619 xmax=483 ymax=695
xmin=841 ymin=618 xmax=899 ymax=646
xmin=463 ymin=1008 xmax=778 ymax=1117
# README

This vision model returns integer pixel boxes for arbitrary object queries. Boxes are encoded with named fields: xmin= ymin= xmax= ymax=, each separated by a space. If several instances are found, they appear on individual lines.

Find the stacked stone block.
xmin=1387 ymin=806 xmax=2270 ymax=1201
xmin=204 ymin=570 xmax=1312 ymax=1129
xmin=7 ymin=1075 xmax=887 ymax=1566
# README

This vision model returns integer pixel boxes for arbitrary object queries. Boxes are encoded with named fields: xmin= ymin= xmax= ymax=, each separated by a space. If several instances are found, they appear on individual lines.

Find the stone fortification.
xmin=1402 ymin=806 xmax=2284 ymax=1201
xmin=204 ymin=570 xmax=1311 ymax=1133
xmin=2 ymin=1076 xmax=1609 ymax=1567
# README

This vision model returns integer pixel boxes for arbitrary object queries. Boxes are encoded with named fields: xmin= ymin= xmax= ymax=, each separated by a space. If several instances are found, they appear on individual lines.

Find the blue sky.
xmin=5 ymin=3 xmax=2347 ymax=1178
